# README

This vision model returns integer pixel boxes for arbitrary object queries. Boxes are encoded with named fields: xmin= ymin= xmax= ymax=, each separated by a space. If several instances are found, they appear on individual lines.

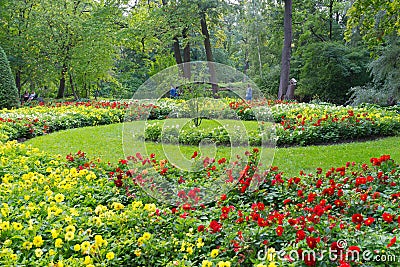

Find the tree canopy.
xmin=0 ymin=0 xmax=398 ymax=104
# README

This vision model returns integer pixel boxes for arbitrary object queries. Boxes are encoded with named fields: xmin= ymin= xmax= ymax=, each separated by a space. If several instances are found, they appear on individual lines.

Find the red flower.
xmin=221 ymin=206 xmax=230 ymax=214
xmin=235 ymin=218 xmax=244 ymax=224
xmin=348 ymin=246 xmax=360 ymax=252
xmin=303 ymin=253 xmax=316 ymax=266
xmin=197 ymin=225 xmax=205 ymax=232
xmin=372 ymin=192 xmax=380 ymax=199
xmin=113 ymin=179 xmax=123 ymax=187
xmin=209 ymin=220 xmax=222 ymax=233
xmin=307 ymin=193 xmax=317 ymax=203
xmin=276 ymin=226 xmax=284 ymax=236
xmin=331 ymin=242 xmax=344 ymax=253
xmin=283 ymin=199 xmax=291 ymax=205
xmin=334 ymin=199 xmax=344 ymax=207
xmin=182 ymin=203 xmax=191 ymax=211
xmin=160 ymin=168 xmax=168 ymax=175
xmin=257 ymin=202 xmax=265 ymax=211
xmin=382 ymin=212 xmax=394 ymax=223
xmin=118 ymin=159 xmax=128 ymax=165
xmin=387 ymin=236 xmax=396 ymax=248
xmin=191 ymin=151 xmax=198 ymax=159
xmin=220 ymin=194 xmax=227 ymax=201
xmin=218 ymin=158 xmax=226 ymax=164
xmin=352 ymin=214 xmax=364 ymax=224
xmin=258 ymin=217 xmax=267 ymax=227
xmin=296 ymin=230 xmax=306 ymax=240
xmin=364 ymin=217 xmax=375 ymax=226
xmin=360 ymin=193 xmax=368 ymax=201
xmin=338 ymin=189 xmax=343 ymax=197
xmin=306 ymin=236 xmax=319 ymax=249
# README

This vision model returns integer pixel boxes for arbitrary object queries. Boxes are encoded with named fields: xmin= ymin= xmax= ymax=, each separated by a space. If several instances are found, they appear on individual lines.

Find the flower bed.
xmin=1 ymin=100 xmax=399 ymax=146
xmin=0 ymin=102 xmax=126 ymax=142
xmin=144 ymin=103 xmax=400 ymax=146
xmin=1 ymin=141 xmax=399 ymax=266
xmin=272 ymin=103 xmax=400 ymax=146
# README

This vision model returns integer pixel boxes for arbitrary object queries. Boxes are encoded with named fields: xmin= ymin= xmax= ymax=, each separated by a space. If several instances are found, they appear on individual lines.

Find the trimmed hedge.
xmin=0 ymin=46 xmax=19 ymax=109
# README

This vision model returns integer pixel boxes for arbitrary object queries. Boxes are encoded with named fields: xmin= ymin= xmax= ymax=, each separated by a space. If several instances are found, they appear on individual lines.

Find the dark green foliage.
xmin=348 ymin=37 xmax=400 ymax=106
xmin=369 ymin=37 xmax=400 ymax=101
xmin=0 ymin=46 xmax=19 ymax=109
xmin=295 ymin=42 xmax=371 ymax=104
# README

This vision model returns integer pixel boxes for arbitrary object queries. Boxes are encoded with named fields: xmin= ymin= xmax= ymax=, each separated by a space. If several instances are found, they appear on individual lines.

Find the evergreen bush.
xmin=0 ymin=45 xmax=19 ymax=109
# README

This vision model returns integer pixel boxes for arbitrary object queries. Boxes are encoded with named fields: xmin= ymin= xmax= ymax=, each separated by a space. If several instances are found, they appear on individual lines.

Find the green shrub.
xmin=0 ymin=46 xmax=19 ymax=109
xmin=295 ymin=42 xmax=371 ymax=104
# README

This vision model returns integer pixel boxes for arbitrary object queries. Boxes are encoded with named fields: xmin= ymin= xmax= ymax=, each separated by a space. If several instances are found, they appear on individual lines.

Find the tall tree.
xmin=0 ymin=45 xmax=20 ymax=109
xmin=0 ymin=0 xmax=43 ymax=94
xmin=278 ymin=0 xmax=292 ymax=100
xmin=346 ymin=0 xmax=400 ymax=47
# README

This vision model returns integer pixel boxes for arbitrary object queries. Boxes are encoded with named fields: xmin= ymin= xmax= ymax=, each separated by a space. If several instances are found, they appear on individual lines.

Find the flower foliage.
xmin=1 ymin=140 xmax=399 ymax=266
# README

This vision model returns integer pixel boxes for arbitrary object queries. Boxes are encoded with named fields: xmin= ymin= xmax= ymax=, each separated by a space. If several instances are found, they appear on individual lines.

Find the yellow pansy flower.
xmin=202 ymin=260 xmax=212 ymax=267
xmin=196 ymin=237 xmax=205 ymax=248
xmin=65 ymin=225 xmax=76 ymax=233
xmin=64 ymin=232 xmax=74 ymax=241
xmin=134 ymin=249 xmax=141 ymax=257
xmin=217 ymin=261 xmax=231 ymax=267
xmin=112 ymin=202 xmax=124 ymax=210
xmin=12 ymin=222 xmax=23 ymax=231
xmin=33 ymin=235 xmax=44 ymax=247
xmin=81 ymin=241 xmax=90 ymax=253
xmin=35 ymin=248 xmax=43 ymax=258
xmin=22 ymin=241 xmax=32 ymax=250
xmin=144 ymin=203 xmax=156 ymax=213
xmin=55 ymin=238 xmax=63 ymax=248
xmin=51 ymin=229 xmax=59 ymax=239
xmin=186 ymin=246 xmax=193 ymax=254
xmin=106 ymin=252 xmax=115 ymax=260
xmin=54 ymin=193 xmax=65 ymax=203
xmin=142 ymin=232 xmax=151 ymax=241
xmin=83 ymin=255 xmax=91 ymax=265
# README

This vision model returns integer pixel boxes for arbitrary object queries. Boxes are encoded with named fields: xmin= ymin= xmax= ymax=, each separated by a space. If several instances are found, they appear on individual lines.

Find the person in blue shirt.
xmin=170 ymin=85 xmax=178 ymax=98
xmin=245 ymin=84 xmax=253 ymax=101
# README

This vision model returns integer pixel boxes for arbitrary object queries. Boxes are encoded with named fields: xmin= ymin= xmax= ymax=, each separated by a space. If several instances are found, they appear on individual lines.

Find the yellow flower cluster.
xmin=137 ymin=232 xmax=152 ymax=246
xmin=0 ymin=142 xmax=120 ymax=266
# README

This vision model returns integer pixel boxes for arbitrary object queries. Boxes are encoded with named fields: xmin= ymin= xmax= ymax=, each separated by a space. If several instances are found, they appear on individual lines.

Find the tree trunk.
xmin=256 ymin=35 xmax=263 ymax=78
xmin=200 ymin=14 xmax=218 ymax=97
xmin=15 ymin=68 xmax=21 ymax=95
xmin=329 ymin=0 xmax=333 ymax=40
xmin=69 ymin=73 xmax=79 ymax=100
xmin=182 ymin=27 xmax=191 ymax=80
xmin=172 ymin=36 xmax=186 ymax=79
xmin=278 ymin=0 xmax=292 ymax=100
xmin=173 ymin=36 xmax=183 ymax=65
xmin=56 ymin=64 xmax=67 ymax=99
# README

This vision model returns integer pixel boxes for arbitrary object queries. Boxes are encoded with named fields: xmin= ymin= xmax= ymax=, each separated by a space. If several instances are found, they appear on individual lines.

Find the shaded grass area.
xmin=26 ymin=122 xmax=400 ymax=177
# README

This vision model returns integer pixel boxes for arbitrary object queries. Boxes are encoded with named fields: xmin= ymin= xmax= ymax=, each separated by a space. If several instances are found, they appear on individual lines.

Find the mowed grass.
xmin=26 ymin=122 xmax=400 ymax=176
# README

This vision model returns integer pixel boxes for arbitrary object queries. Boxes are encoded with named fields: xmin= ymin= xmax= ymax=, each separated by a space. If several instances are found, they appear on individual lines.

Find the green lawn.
xmin=26 ymin=122 xmax=400 ymax=176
